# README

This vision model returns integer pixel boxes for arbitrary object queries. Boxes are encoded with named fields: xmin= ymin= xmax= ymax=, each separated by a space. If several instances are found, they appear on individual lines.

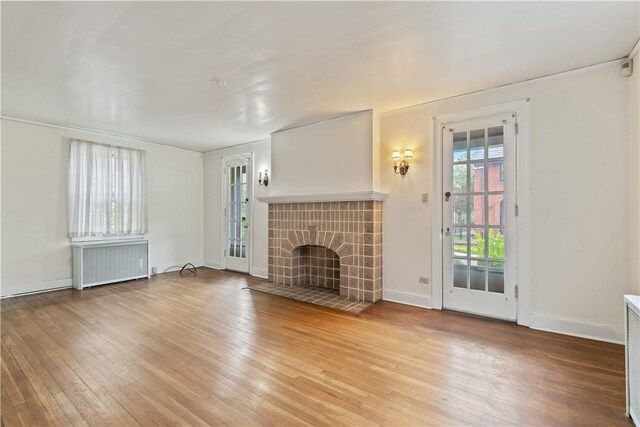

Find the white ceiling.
xmin=2 ymin=2 xmax=638 ymax=152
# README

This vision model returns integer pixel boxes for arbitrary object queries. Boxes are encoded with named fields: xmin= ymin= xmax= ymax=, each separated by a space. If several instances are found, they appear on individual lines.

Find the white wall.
xmin=380 ymin=61 xmax=634 ymax=342
xmin=270 ymin=110 xmax=376 ymax=195
xmin=203 ymin=139 xmax=270 ymax=278
xmin=1 ymin=119 xmax=204 ymax=295
xmin=630 ymin=52 xmax=640 ymax=296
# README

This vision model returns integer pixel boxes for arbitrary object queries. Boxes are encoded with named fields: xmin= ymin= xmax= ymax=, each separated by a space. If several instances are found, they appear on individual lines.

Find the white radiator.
xmin=627 ymin=295 xmax=640 ymax=426
xmin=72 ymin=240 xmax=149 ymax=290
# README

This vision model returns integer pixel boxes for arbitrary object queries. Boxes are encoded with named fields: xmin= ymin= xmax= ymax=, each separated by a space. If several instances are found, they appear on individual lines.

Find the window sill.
xmin=70 ymin=235 xmax=145 ymax=243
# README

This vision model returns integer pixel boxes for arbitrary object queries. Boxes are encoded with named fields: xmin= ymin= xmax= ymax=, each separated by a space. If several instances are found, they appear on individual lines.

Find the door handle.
xmin=444 ymin=227 xmax=450 ymax=236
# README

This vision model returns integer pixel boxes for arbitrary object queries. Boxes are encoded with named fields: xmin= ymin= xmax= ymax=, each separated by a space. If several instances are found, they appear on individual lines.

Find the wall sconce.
xmin=392 ymin=149 xmax=413 ymax=175
xmin=258 ymin=169 xmax=269 ymax=186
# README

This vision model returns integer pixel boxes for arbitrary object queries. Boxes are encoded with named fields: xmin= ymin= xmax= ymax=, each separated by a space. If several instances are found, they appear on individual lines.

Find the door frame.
xmin=432 ymin=99 xmax=530 ymax=326
xmin=220 ymin=152 xmax=254 ymax=273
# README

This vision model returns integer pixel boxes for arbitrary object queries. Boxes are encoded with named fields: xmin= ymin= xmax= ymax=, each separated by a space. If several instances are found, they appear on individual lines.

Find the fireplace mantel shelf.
xmin=256 ymin=190 xmax=387 ymax=204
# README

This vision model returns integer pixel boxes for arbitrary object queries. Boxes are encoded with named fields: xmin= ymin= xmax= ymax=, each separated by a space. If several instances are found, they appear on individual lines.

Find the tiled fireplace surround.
xmin=268 ymin=201 xmax=383 ymax=302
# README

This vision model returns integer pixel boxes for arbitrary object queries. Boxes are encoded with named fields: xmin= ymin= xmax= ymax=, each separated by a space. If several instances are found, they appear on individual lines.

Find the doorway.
xmin=223 ymin=156 xmax=251 ymax=273
xmin=442 ymin=114 xmax=517 ymax=321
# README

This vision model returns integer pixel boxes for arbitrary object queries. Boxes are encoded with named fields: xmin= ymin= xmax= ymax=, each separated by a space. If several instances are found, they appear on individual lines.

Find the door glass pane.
xmin=470 ymin=195 xmax=484 ymax=225
xmin=488 ymin=262 xmax=505 ymax=293
xmin=453 ymin=227 xmax=468 ymax=256
xmin=488 ymin=160 xmax=504 ymax=192
xmin=488 ymin=195 xmax=504 ymax=226
xmin=453 ymin=196 xmax=468 ymax=225
xmin=469 ymin=163 xmax=484 ymax=193
xmin=453 ymin=164 xmax=467 ymax=193
xmin=233 ymin=220 xmax=238 ymax=241
xmin=469 ymin=129 xmax=485 ymax=160
xmin=488 ymin=228 xmax=505 ymax=261
xmin=488 ymin=126 xmax=504 ymax=159
xmin=470 ymin=261 xmax=486 ymax=291
xmin=453 ymin=259 xmax=468 ymax=289
xmin=453 ymin=132 xmax=467 ymax=161
xmin=470 ymin=228 xmax=485 ymax=258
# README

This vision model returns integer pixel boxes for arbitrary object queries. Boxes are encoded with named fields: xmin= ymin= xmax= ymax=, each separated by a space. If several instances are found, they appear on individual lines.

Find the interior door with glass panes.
xmin=224 ymin=157 xmax=250 ymax=273
xmin=442 ymin=115 xmax=517 ymax=321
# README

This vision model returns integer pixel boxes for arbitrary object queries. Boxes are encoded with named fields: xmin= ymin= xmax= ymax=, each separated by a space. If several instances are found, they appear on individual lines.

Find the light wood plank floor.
xmin=1 ymin=268 xmax=631 ymax=426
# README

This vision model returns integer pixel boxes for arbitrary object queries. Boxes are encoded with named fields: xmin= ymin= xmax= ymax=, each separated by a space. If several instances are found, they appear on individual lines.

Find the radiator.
xmin=627 ymin=295 xmax=640 ymax=426
xmin=72 ymin=240 xmax=149 ymax=290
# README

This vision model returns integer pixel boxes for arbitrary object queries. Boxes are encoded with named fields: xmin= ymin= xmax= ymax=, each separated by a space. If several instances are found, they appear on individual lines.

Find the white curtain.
xmin=68 ymin=139 xmax=147 ymax=238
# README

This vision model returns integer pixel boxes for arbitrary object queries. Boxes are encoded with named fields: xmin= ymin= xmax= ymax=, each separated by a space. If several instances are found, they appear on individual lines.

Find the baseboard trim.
xmin=250 ymin=268 xmax=268 ymax=279
xmin=203 ymin=261 xmax=223 ymax=270
xmin=529 ymin=312 xmax=624 ymax=344
xmin=203 ymin=262 xmax=268 ymax=279
xmin=383 ymin=289 xmax=432 ymax=309
xmin=1 ymin=278 xmax=73 ymax=298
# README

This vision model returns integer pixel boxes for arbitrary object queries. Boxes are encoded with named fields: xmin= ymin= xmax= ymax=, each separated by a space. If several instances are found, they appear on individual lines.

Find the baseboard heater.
xmin=72 ymin=240 xmax=149 ymax=290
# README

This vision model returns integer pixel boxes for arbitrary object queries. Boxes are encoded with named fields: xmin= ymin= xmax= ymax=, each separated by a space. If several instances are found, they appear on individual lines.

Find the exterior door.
xmin=224 ymin=157 xmax=250 ymax=273
xmin=442 ymin=115 xmax=517 ymax=321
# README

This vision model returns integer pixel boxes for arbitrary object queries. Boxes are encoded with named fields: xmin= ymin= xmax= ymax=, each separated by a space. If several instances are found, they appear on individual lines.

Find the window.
xmin=68 ymin=139 xmax=147 ymax=239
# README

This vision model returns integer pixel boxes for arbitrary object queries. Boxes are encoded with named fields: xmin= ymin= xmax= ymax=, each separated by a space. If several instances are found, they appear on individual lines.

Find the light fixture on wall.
xmin=392 ymin=149 xmax=413 ymax=175
xmin=258 ymin=169 xmax=269 ymax=186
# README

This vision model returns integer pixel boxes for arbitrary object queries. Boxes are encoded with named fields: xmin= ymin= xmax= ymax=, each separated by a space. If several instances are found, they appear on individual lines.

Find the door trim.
xmin=220 ymin=152 xmax=253 ymax=273
xmin=432 ymin=99 xmax=530 ymax=326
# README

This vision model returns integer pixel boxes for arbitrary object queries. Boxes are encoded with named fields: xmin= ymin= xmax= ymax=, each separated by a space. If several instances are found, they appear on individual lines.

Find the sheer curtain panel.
xmin=68 ymin=139 xmax=147 ymax=238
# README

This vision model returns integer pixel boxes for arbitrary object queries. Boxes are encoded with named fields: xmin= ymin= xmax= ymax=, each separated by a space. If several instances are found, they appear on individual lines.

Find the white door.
xmin=442 ymin=115 xmax=517 ymax=321
xmin=224 ymin=157 xmax=250 ymax=273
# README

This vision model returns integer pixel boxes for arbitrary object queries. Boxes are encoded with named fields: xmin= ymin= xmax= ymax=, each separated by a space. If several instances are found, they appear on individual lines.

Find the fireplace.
xmin=267 ymin=200 xmax=383 ymax=303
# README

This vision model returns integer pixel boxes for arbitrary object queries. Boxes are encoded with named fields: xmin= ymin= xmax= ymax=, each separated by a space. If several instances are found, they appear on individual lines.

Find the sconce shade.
xmin=259 ymin=169 xmax=269 ymax=186
xmin=392 ymin=148 xmax=412 ymax=175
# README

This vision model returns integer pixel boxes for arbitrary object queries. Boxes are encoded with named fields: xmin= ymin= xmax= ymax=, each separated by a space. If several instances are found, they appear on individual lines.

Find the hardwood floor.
xmin=1 ymin=268 xmax=631 ymax=426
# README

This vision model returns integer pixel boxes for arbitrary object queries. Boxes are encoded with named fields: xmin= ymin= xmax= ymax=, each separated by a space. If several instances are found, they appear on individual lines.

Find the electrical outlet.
xmin=421 ymin=193 xmax=429 ymax=203
xmin=418 ymin=276 xmax=429 ymax=284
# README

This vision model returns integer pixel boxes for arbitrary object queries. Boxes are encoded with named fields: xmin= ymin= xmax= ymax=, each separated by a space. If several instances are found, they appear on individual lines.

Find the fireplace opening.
xmin=291 ymin=245 xmax=340 ymax=289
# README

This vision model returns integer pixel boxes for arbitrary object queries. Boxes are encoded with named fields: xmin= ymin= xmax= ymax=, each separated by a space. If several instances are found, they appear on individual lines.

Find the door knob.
xmin=445 ymin=227 xmax=451 ymax=236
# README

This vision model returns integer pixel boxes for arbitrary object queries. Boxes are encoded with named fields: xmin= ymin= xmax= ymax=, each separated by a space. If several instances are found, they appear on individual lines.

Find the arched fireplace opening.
xmin=292 ymin=245 xmax=340 ymax=289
